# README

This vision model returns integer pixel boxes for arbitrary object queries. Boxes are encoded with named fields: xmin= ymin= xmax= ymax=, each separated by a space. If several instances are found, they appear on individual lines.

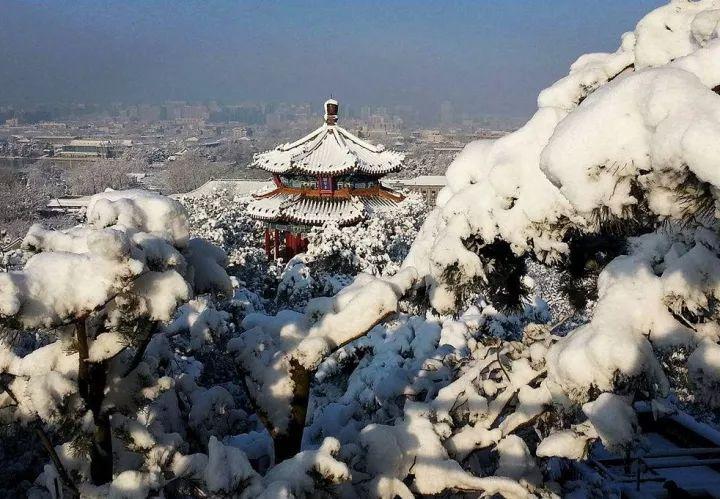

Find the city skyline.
xmin=0 ymin=98 xmax=526 ymax=129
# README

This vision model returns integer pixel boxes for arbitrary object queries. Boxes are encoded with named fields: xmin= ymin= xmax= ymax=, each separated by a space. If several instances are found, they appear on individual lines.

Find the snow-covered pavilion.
xmin=247 ymin=99 xmax=405 ymax=259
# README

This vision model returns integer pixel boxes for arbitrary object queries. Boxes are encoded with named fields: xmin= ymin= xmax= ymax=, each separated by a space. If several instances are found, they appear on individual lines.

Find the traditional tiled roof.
xmin=252 ymin=124 xmax=404 ymax=176
xmin=247 ymin=190 xmax=399 ymax=226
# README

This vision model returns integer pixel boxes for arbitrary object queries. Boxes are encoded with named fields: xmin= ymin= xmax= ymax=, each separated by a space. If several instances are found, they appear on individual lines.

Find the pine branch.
xmin=122 ymin=320 xmax=160 ymax=378
xmin=0 ymin=376 xmax=78 ymax=497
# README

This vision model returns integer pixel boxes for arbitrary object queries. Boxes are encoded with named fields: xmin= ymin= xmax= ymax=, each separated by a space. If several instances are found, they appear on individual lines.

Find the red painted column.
xmin=273 ymin=229 xmax=280 ymax=259
xmin=264 ymin=228 xmax=271 ymax=257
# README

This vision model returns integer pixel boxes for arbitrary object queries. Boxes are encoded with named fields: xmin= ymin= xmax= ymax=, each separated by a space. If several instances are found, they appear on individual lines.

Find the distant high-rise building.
xmin=138 ymin=104 xmax=161 ymax=123
xmin=440 ymin=100 xmax=454 ymax=125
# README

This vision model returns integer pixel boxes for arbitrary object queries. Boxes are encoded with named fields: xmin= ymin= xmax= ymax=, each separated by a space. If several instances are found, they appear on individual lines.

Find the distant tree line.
xmin=0 ymin=158 xmax=142 ymax=240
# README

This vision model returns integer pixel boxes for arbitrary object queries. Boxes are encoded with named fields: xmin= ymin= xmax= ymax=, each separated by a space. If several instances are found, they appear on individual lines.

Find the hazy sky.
xmin=1 ymin=0 xmax=666 ymax=117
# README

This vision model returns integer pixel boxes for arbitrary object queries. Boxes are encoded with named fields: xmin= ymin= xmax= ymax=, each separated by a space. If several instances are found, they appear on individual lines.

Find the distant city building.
xmin=34 ymin=136 xmax=76 ymax=146
xmin=385 ymin=175 xmax=447 ymax=206
xmin=138 ymin=104 xmax=162 ymax=122
xmin=233 ymin=127 xmax=252 ymax=139
xmin=36 ymin=122 xmax=68 ymax=130
xmin=440 ymin=101 xmax=454 ymax=126
xmin=419 ymin=130 xmax=446 ymax=144
xmin=57 ymin=139 xmax=132 ymax=158
xmin=247 ymin=99 xmax=406 ymax=260
xmin=162 ymin=101 xmax=210 ymax=123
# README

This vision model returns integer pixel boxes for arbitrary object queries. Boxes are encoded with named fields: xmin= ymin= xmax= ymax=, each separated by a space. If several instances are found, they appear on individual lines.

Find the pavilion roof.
xmin=252 ymin=123 xmax=404 ymax=176
xmin=247 ymin=190 xmax=399 ymax=226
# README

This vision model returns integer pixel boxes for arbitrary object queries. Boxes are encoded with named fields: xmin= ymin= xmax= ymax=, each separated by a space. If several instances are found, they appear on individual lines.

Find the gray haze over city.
xmin=3 ymin=0 xmax=664 ymax=119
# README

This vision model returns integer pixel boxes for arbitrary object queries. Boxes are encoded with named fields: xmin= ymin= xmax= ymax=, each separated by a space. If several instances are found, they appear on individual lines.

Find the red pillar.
xmin=273 ymin=229 xmax=280 ymax=260
xmin=287 ymin=233 xmax=294 ymax=259
xmin=264 ymin=228 xmax=271 ymax=258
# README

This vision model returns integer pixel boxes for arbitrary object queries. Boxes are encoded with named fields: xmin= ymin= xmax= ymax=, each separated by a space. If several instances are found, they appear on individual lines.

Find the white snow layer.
xmin=1 ymin=190 xmax=230 ymax=328
xmin=86 ymin=189 xmax=190 ymax=247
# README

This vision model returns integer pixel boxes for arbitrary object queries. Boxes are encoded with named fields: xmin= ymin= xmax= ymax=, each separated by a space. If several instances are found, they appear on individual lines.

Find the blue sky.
xmin=1 ymin=0 xmax=666 ymax=117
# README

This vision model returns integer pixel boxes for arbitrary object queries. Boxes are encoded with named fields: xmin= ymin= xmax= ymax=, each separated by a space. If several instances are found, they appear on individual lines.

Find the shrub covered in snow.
xmin=0 ymin=188 xmax=428 ymax=497
xmin=397 ymin=0 xmax=720 ymax=417
xmin=406 ymin=0 xmax=720 ymax=314
xmin=375 ymin=0 xmax=720 ymax=493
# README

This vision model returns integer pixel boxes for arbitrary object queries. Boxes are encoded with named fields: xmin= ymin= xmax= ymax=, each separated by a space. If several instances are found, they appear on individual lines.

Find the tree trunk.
xmin=244 ymin=312 xmax=396 ymax=463
xmin=76 ymin=320 xmax=113 ymax=485
xmin=76 ymin=319 xmax=90 ymax=400
xmin=88 ymin=361 xmax=112 ymax=484
xmin=273 ymin=359 xmax=311 ymax=463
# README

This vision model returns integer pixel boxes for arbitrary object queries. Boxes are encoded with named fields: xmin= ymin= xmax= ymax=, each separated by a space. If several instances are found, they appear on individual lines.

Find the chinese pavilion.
xmin=247 ymin=99 xmax=405 ymax=260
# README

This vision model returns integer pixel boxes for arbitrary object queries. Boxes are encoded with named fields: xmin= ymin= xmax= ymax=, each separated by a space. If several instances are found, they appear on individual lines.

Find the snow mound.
xmin=87 ymin=189 xmax=190 ymax=247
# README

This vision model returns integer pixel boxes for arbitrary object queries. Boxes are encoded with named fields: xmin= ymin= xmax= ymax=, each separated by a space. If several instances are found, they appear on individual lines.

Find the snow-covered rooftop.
xmin=172 ymin=179 xmax=273 ymax=199
xmin=388 ymin=175 xmax=448 ymax=187
xmin=252 ymin=101 xmax=405 ymax=176
xmin=247 ymin=190 xmax=398 ymax=226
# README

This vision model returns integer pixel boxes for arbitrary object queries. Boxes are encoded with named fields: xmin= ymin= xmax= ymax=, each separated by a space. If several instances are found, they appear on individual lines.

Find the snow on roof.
xmin=392 ymin=176 xmax=448 ymax=187
xmin=252 ymin=123 xmax=404 ymax=176
xmin=45 ymin=195 xmax=94 ymax=209
xmin=62 ymin=139 xmax=132 ymax=147
xmin=246 ymin=192 xmax=293 ymax=221
xmin=284 ymin=196 xmax=365 ymax=225
xmin=247 ymin=191 xmax=398 ymax=226
xmin=172 ymin=180 xmax=273 ymax=199
xmin=66 ymin=139 xmax=112 ymax=147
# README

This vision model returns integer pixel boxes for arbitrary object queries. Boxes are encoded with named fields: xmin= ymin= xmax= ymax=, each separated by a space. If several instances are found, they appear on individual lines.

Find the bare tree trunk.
xmin=88 ymin=361 xmax=112 ymax=484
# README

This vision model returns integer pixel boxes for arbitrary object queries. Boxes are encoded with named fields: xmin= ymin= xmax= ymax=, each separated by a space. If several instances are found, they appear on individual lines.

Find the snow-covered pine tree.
xmin=0 ymin=190 xmax=234 ymax=494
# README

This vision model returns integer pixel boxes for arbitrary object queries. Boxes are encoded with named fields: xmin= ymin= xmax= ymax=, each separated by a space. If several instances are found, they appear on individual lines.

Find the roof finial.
xmin=324 ymin=98 xmax=339 ymax=125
